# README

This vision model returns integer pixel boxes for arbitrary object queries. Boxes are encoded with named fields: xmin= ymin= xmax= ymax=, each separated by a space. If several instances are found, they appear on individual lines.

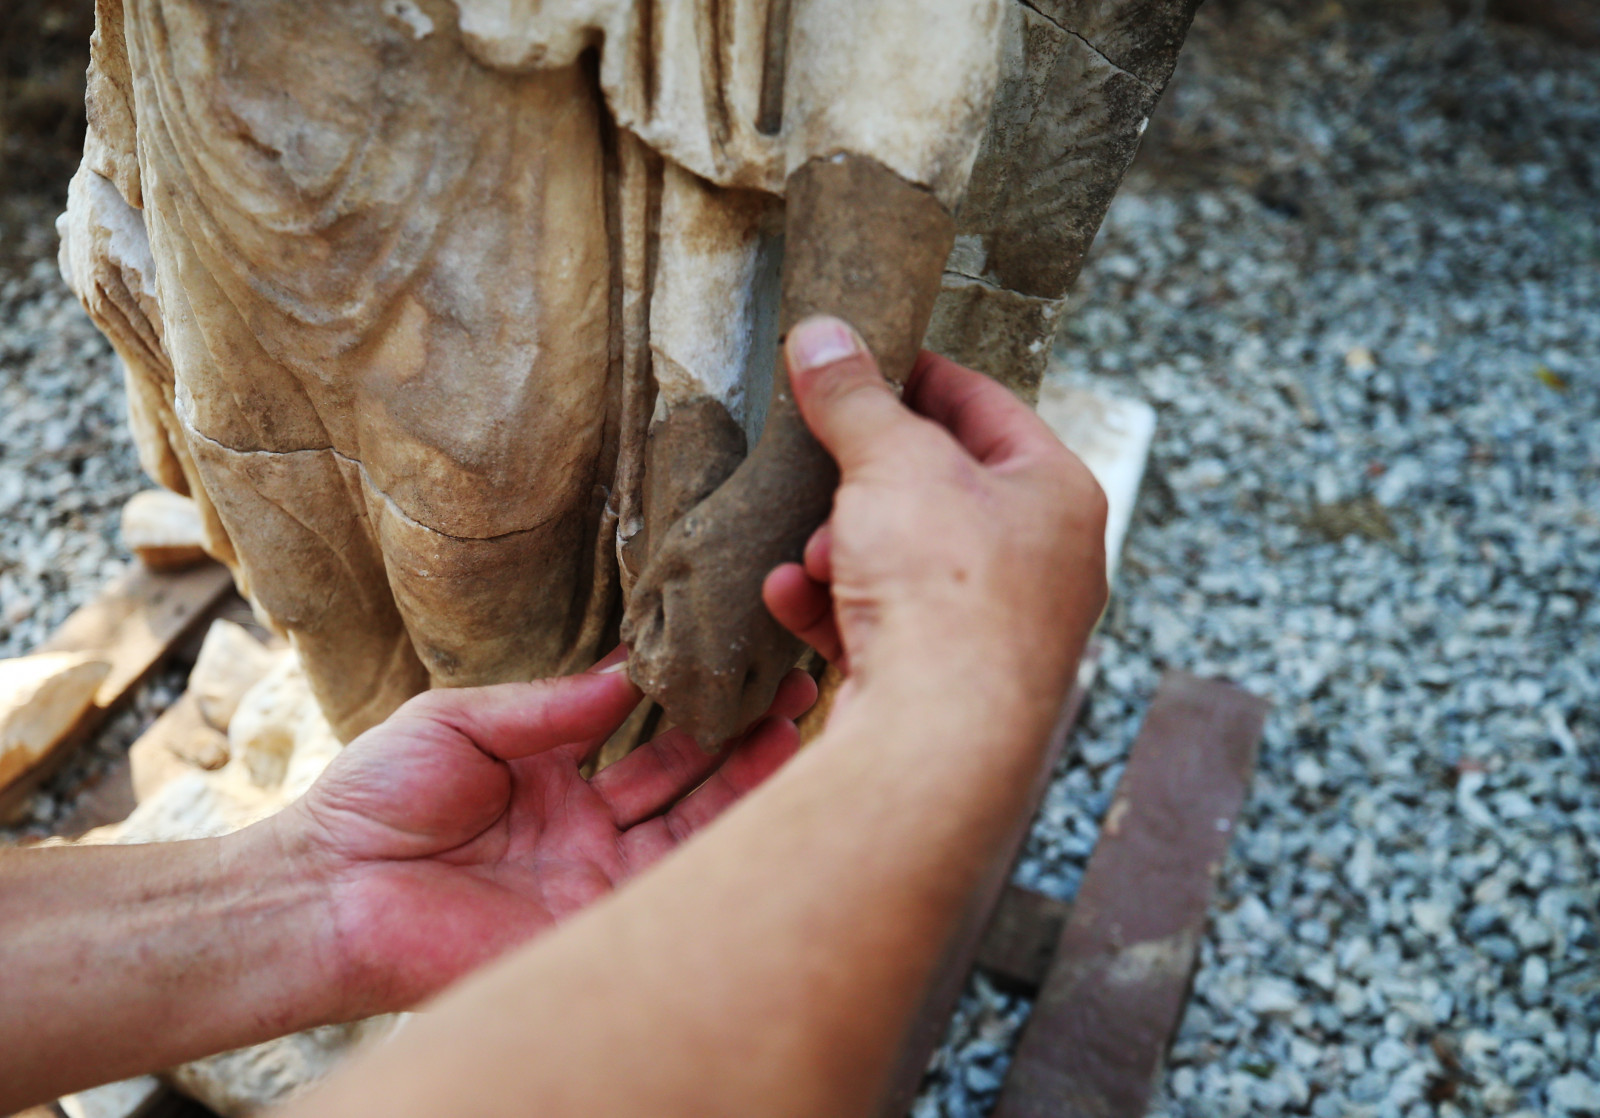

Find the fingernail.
xmin=590 ymin=645 xmax=631 ymax=674
xmin=788 ymin=316 xmax=860 ymax=372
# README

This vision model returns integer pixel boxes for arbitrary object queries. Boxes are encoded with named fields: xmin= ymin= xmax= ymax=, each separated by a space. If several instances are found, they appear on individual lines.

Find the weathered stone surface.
xmin=632 ymin=395 xmax=749 ymax=582
xmin=0 ymin=652 xmax=111 ymax=792
xmin=925 ymin=277 xmax=1063 ymax=405
xmin=1026 ymin=0 xmax=1203 ymax=88
xmin=59 ymin=1075 xmax=162 ymax=1118
xmin=61 ymin=0 xmax=1196 ymax=748
xmin=63 ymin=2 xmax=623 ymax=743
xmin=623 ymin=153 xmax=956 ymax=744
xmin=189 ymin=619 xmax=288 ymax=737
xmin=86 ymin=652 xmax=338 ymax=847
xmin=954 ymin=1 xmax=1163 ymax=302
xmin=225 ymin=655 xmax=342 ymax=796
xmin=925 ymin=0 xmax=1197 ymax=412
xmin=128 ymin=692 xmax=229 ymax=797
xmin=166 ymin=1018 xmax=403 ymax=1118
xmin=62 ymin=0 xmax=1005 ymax=746
xmin=120 ymin=489 xmax=208 ymax=571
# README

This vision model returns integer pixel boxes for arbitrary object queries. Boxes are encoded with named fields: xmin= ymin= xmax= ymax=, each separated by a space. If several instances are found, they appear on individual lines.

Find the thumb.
xmin=786 ymin=315 xmax=917 ymax=475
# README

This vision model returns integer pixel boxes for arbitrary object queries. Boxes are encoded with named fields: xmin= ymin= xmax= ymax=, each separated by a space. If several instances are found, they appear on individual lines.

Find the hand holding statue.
xmin=0 ymin=319 xmax=1106 ymax=1117
xmin=764 ymin=316 xmax=1107 ymax=743
xmin=274 ymin=650 xmax=816 ymax=1016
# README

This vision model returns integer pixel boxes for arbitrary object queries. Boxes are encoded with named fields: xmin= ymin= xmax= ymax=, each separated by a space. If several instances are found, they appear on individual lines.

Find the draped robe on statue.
xmin=62 ymin=0 xmax=1005 ymax=740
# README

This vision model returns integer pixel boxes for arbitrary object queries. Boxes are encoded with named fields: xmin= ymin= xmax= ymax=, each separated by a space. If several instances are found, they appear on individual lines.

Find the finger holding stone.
xmin=616 ymin=714 xmax=803 ymax=875
xmin=763 ymin=565 xmax=843 ymax=666
xmin=594 ymin=670 xmax=816 ymax=828
xmin=591 ymin=726 xmax=720 ymax=830
xmin=660 ymin=716 xmax=804 ymax=838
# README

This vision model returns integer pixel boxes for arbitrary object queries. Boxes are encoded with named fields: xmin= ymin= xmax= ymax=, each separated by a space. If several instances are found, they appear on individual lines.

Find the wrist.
xmin=839 ymin=655 xmax=1052 ymax=780
xmin=854 ymin=618 xmax=1076 ymax=749
xmin=226 ymin=811 xmax=359 ymax=1027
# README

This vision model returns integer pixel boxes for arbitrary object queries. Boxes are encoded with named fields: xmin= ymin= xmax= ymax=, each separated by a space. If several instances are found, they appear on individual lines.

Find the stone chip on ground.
xmin=119 ymin=490 xmax=209 ymax=572
xmin=0 ymin=650 xmax=109 ymax=791
xmin=188 ymin=618 xmax=286 ymax=737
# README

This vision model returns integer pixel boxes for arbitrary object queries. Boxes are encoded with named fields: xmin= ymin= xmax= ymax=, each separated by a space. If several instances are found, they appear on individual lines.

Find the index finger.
xmin=400 ymin=659 xmax=642 ymax=763
xmin=904 ymin=351 xmax=1061 ymax=469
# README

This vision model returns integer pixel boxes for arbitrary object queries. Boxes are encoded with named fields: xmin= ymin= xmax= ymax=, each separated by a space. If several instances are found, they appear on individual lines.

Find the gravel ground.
xmin=0 ymin=250 xmax=191 ymax=839
xmin=920 ymin=4 xmax=1600 ymax=1117
xmin=0 ymin=254 xmax=142 ymax=658
xmin=2 ymin=1 xmax=1597 ymax=1113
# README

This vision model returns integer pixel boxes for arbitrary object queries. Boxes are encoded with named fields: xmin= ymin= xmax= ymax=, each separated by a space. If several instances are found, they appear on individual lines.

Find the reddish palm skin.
xmin=274 ymin=656 xmax=816 ymax=1015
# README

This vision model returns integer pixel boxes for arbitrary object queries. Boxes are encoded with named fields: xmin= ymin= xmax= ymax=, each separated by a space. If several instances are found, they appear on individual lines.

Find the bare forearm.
xmin=0 ymin=824 xmax=341 ymax=1111
xmin=286 ymin=643 xmax=1077 ymax=1118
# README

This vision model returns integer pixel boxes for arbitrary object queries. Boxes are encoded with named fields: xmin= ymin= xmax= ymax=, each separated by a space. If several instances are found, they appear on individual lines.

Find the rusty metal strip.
xmin=993 ymin=670 xmax=1266 ymax=1118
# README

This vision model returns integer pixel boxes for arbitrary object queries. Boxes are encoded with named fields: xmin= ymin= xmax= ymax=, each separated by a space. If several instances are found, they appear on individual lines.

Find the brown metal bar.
xmin=975 ymin=886 xmax=1074 ymax=994
xmin=993 ymin=671 xmax=1266 ymax=1118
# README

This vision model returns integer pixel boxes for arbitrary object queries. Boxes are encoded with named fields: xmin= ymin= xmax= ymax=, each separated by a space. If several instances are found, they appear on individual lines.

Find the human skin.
xmin=0 ymin=654 xmax=816 ymax=1112
xmin=279 ymin=317 xmax=1109 ymax=1118
xmin=0 ymin=316 xmax=1105 ymax=1115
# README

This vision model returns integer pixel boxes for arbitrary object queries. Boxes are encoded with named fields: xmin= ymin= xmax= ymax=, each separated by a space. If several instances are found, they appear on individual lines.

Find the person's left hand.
xmin=270 ymin=648 xmax=815 ymax=1017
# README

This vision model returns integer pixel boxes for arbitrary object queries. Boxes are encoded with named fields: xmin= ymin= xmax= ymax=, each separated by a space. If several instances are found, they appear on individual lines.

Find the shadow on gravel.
xmin=1 ymin=0 xmax=93 ymax=276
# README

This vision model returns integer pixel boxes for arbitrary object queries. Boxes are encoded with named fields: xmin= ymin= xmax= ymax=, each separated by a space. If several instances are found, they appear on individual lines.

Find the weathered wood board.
xmin=0 ymin=563 xmax=235 ymax=823
xmin=975 ymin=885 xmax=1075 ymax=993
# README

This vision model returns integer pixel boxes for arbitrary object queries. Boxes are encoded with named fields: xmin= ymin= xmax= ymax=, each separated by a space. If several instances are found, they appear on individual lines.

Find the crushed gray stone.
xmin=0 ymin=244 xmax=188 ymax=843
xmin=0 ymin=254 xmax=143 ymax=659
xmin=919 ymin=4 xmax=1599 ymax=1116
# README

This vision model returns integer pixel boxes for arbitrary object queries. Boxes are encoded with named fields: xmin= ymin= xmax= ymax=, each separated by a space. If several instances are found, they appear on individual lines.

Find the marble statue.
xmin=61 ymin=0 xmax=1198 ymax=743
xmin=56 ymin=0 xmax=1201 ymax=1110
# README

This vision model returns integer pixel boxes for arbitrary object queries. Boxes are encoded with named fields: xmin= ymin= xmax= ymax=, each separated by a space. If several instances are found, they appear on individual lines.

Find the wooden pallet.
xmin=884 ymin=670 xmax=1267 ymax=1118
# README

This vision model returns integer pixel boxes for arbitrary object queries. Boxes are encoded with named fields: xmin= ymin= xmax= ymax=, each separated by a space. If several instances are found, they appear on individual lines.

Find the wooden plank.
xmin=874 ymin=652 xmax=1097 ymax=1118
xmin=130 ymin=692 xmax=227 ymax=792
xmin=52 ymin=677 xmax=234 ymax=840
xmin=195 ymin=593 xmax=283 ymax=651
xmin=0 ymin=563 xmax=235 ymax=823
xmin=47 ymin=758 xmax=139 ymax=841
xmin=975 ymin=886 xmax=1073 ymax=994
xmin=993 ymin=671 xmax=1267 ymax=1118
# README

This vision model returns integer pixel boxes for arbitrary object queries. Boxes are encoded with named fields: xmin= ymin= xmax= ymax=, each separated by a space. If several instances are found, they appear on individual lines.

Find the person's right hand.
xmin=762 ymin=315 xmax=1108 ymax=738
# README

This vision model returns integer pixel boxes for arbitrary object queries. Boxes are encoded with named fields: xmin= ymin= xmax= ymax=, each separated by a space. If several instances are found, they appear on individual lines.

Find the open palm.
xmin=278 ymin=649 xmax=815 ymax=1012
